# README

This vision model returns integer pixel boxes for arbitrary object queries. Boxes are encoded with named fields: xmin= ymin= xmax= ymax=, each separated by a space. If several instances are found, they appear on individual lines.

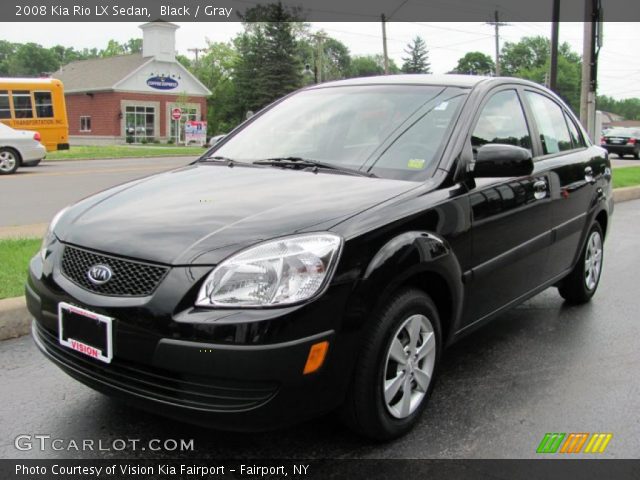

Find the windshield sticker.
xmin=434 ymin=101 xmax=449 ymax=111
xmin=407 ymin=158 xmax=426 ymax=169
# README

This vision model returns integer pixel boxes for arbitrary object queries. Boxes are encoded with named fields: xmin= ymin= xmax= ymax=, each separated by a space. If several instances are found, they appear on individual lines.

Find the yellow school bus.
xmin=0 ymin=78 xmax=69 ymax=152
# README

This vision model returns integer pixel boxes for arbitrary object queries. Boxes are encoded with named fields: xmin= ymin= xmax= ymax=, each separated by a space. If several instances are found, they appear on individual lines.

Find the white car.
xmin=0 ymin=123 xmax=47 ymax=175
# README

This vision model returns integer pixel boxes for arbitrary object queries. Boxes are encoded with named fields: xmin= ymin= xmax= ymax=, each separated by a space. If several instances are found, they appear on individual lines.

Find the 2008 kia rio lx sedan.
xmin=28 ymin=75 xmax=612 ymax=440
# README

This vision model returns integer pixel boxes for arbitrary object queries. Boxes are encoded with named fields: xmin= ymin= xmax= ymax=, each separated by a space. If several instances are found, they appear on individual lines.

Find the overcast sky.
xmin=0 ymin=21 xmax=638 ymax=99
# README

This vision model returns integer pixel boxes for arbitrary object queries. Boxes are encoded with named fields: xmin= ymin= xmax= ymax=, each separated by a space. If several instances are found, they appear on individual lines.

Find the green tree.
xmin=349 ymin=54 xmax=399 ymax=78
xmin=234 ymin=3 xmax=305 ymax=115
xmin=100 ymin=38 xmax=143 ymax=57
xmin=6 ymin=43 xmax=59 ymax=76
xmin=453 ymin=51 xmax=495 ymax=75
xmin=401 ymin=36 xmax=430 ymax=74
xmin=299 ymin=33 xmax=351 ymax=83
xmin=597 ymin=95 xmax=640 ymax=120
xmin=499 ymin=36 xmax=582 ymax=113
xmin=191 ymin=42 xmax=241 ymax=134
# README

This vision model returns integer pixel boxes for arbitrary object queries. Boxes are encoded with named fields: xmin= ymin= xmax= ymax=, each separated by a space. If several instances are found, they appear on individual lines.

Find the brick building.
xmin=54 ymin=22 xmax=211 ymax=145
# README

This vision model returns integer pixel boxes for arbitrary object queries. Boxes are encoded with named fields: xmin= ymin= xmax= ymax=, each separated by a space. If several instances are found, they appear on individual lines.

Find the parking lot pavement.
xmin=0 ymin=199 xmax=638 ymax=460
xmin=0 ymin=156 xmax=195 ymax=228
xmin=611 ymin=158 xmax=640 ymax=168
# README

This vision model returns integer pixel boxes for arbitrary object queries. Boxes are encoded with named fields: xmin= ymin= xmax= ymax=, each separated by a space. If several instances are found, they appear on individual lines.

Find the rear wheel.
xmin=341 ymin=289 xmax=441 ymax=440
xmin=0 ymin=148 xmax=19 ymax=175
xmin=618 ymin=152 xmax=626 ymax=158
xmin=558 ymin=223 xmax=604 ymax=304
xmin=633 ymin=147 xmax=639 ymax=160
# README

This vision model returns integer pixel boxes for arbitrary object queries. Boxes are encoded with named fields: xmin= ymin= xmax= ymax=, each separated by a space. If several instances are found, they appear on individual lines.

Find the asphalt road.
xmin=0 ymin=199 xmax=638 ymax=460
xmin=0 ymin=156 xmax=195 ymax=227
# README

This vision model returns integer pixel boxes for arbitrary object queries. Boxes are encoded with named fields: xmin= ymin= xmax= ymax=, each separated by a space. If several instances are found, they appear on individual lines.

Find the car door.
xmin=522 ymin=89 xmax=607 ymax=279
xmin=461 ymin=87 xmax=552 ymax=328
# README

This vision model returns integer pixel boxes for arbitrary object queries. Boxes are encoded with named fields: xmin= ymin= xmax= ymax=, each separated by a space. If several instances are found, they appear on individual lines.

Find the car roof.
xmin=309 ymin=74 xmax=499 ymax=89
xmin=306 ymin=74 xmax=548 ymax=92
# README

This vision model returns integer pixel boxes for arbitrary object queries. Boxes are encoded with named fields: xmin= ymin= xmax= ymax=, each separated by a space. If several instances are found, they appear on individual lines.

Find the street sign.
xmin=171 ymin=108 xmax=182 ymax=120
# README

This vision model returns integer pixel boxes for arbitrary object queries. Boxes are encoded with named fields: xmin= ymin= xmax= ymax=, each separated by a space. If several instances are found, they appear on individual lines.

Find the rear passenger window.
xmin=471 ymin=90 xmax=531 ymax=152
xmin=34 ymin=91 xmax=54 ymax=118
xmin=564 ymin=112 xmax=585 ymax=149
xmin=525 ymin=91 xmax=573 ymax=155
xmin=0 ymin=91 xmax=10 ymax=119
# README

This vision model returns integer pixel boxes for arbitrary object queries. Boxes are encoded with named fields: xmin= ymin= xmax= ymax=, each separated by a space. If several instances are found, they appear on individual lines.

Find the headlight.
xmin=196 ymin=233 xmax=342 ymax=307
xmin=40 ymin=206 xmax=69 ymax=260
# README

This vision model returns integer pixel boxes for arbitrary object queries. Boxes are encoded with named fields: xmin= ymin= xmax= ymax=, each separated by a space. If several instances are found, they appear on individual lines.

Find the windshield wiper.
xmin=253 ymin=157 xmax=376 ymax=178
xmin=199 ymin=155 xmax=236 ymax=163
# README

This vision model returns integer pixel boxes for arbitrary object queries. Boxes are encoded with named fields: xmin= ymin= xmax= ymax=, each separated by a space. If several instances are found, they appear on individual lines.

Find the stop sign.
xmin=171 ymin=108 xmax=182 ymax=120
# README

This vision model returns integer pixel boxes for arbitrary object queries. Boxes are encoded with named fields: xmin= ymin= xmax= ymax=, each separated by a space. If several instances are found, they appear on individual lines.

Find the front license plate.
xmin=58 ymin=302 xmax=113 ymax=363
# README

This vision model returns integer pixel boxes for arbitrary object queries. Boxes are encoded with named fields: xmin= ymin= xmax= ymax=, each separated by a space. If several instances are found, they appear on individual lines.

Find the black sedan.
xmin=601 ymin=127 xmax=640 ymax=159
xmin=28 ymin=75 xmax=612 ymax=440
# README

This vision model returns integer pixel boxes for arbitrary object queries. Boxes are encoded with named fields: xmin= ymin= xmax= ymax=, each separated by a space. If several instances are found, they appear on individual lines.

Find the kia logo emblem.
xmin=87 ymin=265 xmax=112 ymax=285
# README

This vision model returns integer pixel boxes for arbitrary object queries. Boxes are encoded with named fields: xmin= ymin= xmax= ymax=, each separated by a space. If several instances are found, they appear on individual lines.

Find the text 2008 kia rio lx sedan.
xmin=28 ymin=75 xmax=612 ymax=440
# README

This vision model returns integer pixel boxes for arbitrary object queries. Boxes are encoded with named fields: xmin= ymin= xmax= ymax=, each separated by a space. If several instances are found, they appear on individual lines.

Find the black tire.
xmin=618 ymin=153 xmax=626 ymax=159
xmin=633 ymin=148 xmax=639 ymax=160
xmin=558 ymin=222 xmax=604 ymax=304
xmin=0 ymin=148 xmax=20 ymax=175
xmin=341 ymin=288 xmax=442 ymax=440
xmin=22 ymin=159 xmax=41 ymax=167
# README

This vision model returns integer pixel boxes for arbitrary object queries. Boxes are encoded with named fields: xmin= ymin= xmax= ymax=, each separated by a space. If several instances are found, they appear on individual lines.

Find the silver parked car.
xmin=0 ymin=122 xmax=47 ymax=175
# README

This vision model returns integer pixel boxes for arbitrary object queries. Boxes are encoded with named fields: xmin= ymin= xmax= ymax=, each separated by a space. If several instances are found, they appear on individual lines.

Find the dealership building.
xmin=54 ymin=22 xmax=211 ymax=145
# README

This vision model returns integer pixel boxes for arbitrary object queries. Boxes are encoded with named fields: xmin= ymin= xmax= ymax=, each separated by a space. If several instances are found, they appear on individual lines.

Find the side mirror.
xmin=473 ymin=144 xmax=533 ymax=178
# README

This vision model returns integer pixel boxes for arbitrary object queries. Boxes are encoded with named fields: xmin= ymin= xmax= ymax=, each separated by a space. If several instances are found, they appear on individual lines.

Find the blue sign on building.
xmin=147 ymin=76 xmax=179 ymax=90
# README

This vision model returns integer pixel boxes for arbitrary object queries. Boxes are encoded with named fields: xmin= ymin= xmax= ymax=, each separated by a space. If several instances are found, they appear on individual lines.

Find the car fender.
xmin=344 ymin=231 xmax=464 ymax=346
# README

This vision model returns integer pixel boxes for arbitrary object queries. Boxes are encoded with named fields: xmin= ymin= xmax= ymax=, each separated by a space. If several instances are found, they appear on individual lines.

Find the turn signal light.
xmin=303 ymin=341 xmax=329 ymax=375
xmin=33 ymin=132 xmax=41 ymax=142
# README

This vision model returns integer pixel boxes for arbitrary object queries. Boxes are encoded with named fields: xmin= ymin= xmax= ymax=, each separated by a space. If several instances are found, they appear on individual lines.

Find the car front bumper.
xmin=27 ymin=247 xmax=357 ymax=431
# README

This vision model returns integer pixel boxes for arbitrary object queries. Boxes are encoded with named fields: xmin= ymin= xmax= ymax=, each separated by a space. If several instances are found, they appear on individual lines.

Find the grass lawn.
xmin=46 ymin=145 xmax=206 ymax=160
xmin=0 ymin=238 xmax=40 ymax=300
xmin=613 ymin=166 xmax=640 ymax=189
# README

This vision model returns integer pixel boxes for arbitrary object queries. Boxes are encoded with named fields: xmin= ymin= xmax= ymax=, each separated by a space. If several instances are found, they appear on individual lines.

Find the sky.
xmin=0 ymin=21 xmax=638 ymax=99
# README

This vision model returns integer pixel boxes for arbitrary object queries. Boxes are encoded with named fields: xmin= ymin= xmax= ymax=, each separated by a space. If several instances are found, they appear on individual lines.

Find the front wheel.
xmin=341 ymin=289 xmax=441 ymax=440
xmin=558 ymin=223 xmax=604 ymax=304
xmin=0 ymin=148 xmax=19 ymax=175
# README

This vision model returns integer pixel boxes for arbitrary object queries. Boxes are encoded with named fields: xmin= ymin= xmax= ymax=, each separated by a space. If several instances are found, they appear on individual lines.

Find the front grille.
xmin=33 ymin=322 xmax=278 ymax=412
xmin=61 ymin=245 xmax=169 ymax=297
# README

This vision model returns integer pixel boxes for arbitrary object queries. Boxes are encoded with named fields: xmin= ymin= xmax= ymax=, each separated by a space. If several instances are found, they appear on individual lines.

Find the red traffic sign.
xmin=171 ymin=108 xmax=182 ymax=120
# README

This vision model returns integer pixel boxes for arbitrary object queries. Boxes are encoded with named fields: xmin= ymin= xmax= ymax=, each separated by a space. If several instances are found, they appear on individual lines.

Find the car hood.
xmin=56 ymin=164 xmax=419 ymax=265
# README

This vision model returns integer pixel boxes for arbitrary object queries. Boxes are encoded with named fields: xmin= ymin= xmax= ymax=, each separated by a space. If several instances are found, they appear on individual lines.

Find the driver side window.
xmin=472 ymin=90 xmax=531 ymax=154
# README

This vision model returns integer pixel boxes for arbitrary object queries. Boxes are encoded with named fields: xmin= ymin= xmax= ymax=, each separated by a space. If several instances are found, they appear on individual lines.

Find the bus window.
xmin=34 ymin=91 xmax=54 ymax=118
xmin=12 ymin=91 xmax=33 ymax=118
xmin=0 ymin=91 xmax=10 ymax=119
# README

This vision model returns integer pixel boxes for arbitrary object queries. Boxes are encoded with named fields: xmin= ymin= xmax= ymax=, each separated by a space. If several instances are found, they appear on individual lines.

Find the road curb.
xmin=0 ymin=296 xmax=31 ymax=341
xmin=613 ymin=185 xmax=640 ymax=203
xmin=1 ymin=187 xmax=639 ymax=341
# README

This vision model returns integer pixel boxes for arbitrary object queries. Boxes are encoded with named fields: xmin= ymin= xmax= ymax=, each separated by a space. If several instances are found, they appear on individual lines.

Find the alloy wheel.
xmin=383 ymin=314 xmax=436 ymax=419
xmin=584 ymin=231 xmax=603 ymax=291
xmin=0 ymin=150 xmax=17 ymax=173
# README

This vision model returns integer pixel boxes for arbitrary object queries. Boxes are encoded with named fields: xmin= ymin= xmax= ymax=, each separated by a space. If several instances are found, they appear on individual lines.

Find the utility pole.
xmin=380 ymin=0 xmax=409 ymax=75
xmin=486 ymin=10 xmax=508 ymax=76
xmin=549 ymin=0 xmax=560 ymax=91
xmin=381 ymin=14 xmax=389 ymax=74
xmin=187 ymin=47 xmax=207 ymax=64
xmin=580 ymin=0 xmax=602 ymax=140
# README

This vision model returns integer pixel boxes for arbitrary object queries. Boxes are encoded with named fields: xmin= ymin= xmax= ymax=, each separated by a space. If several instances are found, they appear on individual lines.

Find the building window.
xmin=170 ymin=106 xmax=198 ymax=143
xmin=0 ymin=91 xmax=10 ymax=119
xmin=125 ymin=105 xmax=155 ymax=143
xmin=12 ymin=90 xmax=33 ymax=118
xmin=80 ymin=116 xmax=91 ymax=132
xmin=34 ymin=91 xmax=54 ymax=118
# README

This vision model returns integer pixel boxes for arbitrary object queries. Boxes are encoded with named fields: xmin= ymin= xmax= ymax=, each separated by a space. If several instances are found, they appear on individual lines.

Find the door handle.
xmin=533 ymin=180 xmax=547 ymax=200
xmin=585 ymin=166 xmax=595 ymax=183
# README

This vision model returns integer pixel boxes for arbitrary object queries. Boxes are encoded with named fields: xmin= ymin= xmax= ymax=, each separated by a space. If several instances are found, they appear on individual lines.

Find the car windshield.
xmin=208 ymin=85 xmax=467 ymax=181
